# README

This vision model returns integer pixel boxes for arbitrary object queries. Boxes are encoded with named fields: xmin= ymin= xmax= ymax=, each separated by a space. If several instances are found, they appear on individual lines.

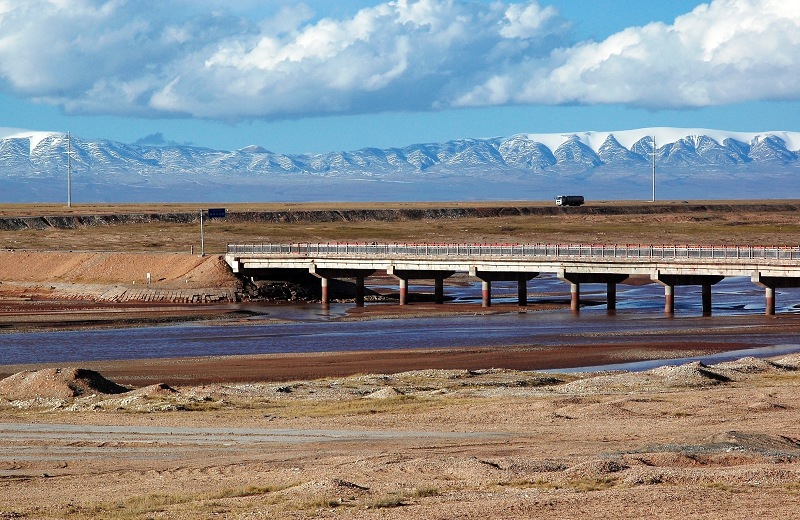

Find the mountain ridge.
xmin=2 ymin=127 xmax=799 ymax=202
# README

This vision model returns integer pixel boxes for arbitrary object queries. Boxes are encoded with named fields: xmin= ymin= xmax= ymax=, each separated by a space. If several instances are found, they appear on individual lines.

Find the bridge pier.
xmin=518 ymin=275 xmax=528 ymax=307
xmin=471 ymin=269 xmax=539 ymax=307
xmin=387 ymin=268 xmax=454 ymax=306
xmin=607 ymin=281 xmax=617 ymax=310
xmin=435 ymin=277 xmax=445 ymax=304
xmin=664 ymin=284 xmax=674 ymax=314
xmin=310 ymin=266 xmax=376 ymax=307
xmin=751 ymin=272 xmax=800 ymax=315
xmin=355 ymin=275 xmax=365 ymax=307
xmin=765 ymin=286 xmax=775 ymax=316
xmin=652 ymin=273 xmax=724 ymax=315
xmin=570 ymin=283 xmax=580 ymax=313
xmin=702 ymin=283 xmax=712 ymax=315
xmin=557 ymin=272 xmax=629 ymax=314
xmin=320 ymin=276 xmax=329 ymax=307
xmin=399 ymin=278 xmax=408 ymax=305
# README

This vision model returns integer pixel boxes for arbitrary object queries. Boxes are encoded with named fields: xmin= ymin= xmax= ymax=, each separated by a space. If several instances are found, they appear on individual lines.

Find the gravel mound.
xmin=564 ymin=457 xmax=629 ymax=477
xmin=773 ymin=353 xmax=800 ymax=369
xmin=0 ymin=368 xmax=130 ymax=400
xmin=701 ymin=431 xmax=800 ymax=456
xmin=712 ymin=356 xmax=790 ymax=373
xmin=124 ymin=383 xmax=178 ymax=397
xmin=558 ymin=361 xmax=731 ymax=394
xmin=648 ymin=361 xmax=731 ymax=385
xmin=279 ymin=478 xmax=371 ymax=506
xmin=363 ymin=387 xmax=404 ymax=399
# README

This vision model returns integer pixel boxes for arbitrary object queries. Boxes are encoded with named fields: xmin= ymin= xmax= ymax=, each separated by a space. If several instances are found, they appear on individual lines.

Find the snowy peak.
xmin=0 ymin=128 xmax=62 ymax=155
xmin=1 ymin=127 xmax=800 ymax=182
xmin=519 ymin=128 xmax=800 ymax=157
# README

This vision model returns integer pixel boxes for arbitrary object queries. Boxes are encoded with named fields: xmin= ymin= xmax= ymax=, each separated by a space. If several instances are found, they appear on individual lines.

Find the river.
xmin=1 ymin=274 xmax=799 ymax=369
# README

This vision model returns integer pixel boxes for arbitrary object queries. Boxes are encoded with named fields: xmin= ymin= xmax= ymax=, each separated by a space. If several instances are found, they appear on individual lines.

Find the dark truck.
xmin=555 ymin=195 xmax=585 ymax=207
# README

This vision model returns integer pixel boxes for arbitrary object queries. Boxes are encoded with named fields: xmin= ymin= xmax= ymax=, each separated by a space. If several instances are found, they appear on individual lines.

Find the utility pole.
xmin=67 ymin=131 xmax=72 ymax=207
xmin=651 ymin=135 xmax=656 ymax=202
xmin=200 ymin=209 xmax=205 ymax=256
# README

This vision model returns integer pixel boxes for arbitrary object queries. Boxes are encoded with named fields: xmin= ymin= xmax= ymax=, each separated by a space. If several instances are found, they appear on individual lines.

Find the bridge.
xmin=225 ymin=243 xmax=800 ymax=315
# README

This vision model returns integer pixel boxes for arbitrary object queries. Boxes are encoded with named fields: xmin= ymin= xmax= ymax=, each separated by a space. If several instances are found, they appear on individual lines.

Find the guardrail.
xmin=227 ymin=243 xmax=800 ymax=261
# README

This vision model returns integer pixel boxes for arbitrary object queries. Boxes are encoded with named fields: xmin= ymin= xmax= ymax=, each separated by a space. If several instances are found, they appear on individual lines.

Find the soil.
xmin=0 ymin=251 xmax=244 ymax=332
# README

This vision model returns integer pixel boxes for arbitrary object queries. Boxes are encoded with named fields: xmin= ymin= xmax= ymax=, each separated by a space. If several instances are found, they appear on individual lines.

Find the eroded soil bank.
xmin=0 ymin=251 xmax=241 ymax=306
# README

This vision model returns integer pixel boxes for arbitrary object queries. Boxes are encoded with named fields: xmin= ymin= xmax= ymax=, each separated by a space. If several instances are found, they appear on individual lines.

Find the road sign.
xmin=207 ymin=208 xmax=226 ymax=219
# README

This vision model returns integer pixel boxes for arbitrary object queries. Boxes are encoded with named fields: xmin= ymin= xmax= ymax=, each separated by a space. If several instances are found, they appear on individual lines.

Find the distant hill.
xmin=1 ymin=127 xmax=799 ymax=202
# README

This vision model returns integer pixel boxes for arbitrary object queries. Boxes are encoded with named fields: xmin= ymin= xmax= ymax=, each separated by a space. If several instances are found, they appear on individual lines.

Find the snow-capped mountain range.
xmin=1 ymin=127 xmax=799 ymax=202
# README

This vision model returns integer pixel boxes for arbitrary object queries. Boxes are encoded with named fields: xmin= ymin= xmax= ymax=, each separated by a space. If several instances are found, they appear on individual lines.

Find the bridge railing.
xmin=227 ymin=243 xmax=800 ymax=261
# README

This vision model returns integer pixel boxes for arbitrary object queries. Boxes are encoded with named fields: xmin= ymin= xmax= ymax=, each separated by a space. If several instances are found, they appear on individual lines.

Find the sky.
xmin=1 ymin=0 xmax=799 ymax=154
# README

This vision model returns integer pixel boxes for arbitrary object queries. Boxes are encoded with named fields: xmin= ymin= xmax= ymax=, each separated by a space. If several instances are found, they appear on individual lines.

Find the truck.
xmin=555 ymin=195 xmax=585 ymax=207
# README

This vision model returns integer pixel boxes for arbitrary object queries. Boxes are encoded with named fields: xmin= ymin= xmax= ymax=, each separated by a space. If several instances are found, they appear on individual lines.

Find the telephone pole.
xmin=651 ymin=135 xmax=656 ymax=202
xmin=67 ymin=131 xmax=72 ymax=207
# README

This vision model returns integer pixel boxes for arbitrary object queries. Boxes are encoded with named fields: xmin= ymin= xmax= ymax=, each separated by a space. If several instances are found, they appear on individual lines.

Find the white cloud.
xmin=0 ymin=0 xmax=798 ymax=120
xmin=500 ymin=2 xmax=559 ymax=39
xmin=459 ymin=0 xmax=800 ymax=109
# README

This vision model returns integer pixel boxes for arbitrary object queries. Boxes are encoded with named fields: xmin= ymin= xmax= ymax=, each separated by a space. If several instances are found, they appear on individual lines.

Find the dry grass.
xmin=0 ymin=200 xmax=546 ymax=217
xmin=3 ymin=201 xmax=800 ymax=252
xmin=495 ymin=477 xmax=618 ymax=492
xmin=63 ymin=483 xmax=296 ymax=519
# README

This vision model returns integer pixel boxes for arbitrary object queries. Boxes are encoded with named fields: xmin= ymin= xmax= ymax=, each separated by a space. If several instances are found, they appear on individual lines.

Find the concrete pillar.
xmin=482 ymin=280 xmax=491 ymax=308
xmin=664 ymin=284 xmax=674 ymax=314
xmin=434 ymin=277 xmax=444 ymax=304
xmin=518 ymin=276 xmax=528 ymax=307
xmin=606 ymin=281 xmax=617 ymax=311
xmin=355 ymin=275 xmax=365 ymax=308
xmin=751 ymin=273 xmax=800 ymax=316
xmin=765 ymin=286 xmax=776 ymax=316
xmin=558 ymin=272 xmax=627 ymax=314
xmin=320 ymin=276 xmax=329 ymax=307
xmin=702 ymin=284 xmax=712 ymax=315
xmin=474 ymin=270 xmax=538 ymax=309
xmin=399 ymin=278 xmax=408 ymax=306
xmin=570 ymin=282 xmax=580 ymax=313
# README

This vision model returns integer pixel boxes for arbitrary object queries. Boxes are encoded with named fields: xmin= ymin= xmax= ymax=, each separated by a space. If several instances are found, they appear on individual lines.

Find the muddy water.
xmin=1 ymin=275 xmax=799 ymax=367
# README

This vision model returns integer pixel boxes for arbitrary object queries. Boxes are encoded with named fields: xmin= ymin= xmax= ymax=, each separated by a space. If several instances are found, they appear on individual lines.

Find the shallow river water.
xmin=1 ymin=275 xmax=800 ymax=370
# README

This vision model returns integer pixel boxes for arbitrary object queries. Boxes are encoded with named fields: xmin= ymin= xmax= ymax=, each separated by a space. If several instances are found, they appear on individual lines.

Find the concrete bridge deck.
xmin=225 ymin=243 xmax=800 ymax=315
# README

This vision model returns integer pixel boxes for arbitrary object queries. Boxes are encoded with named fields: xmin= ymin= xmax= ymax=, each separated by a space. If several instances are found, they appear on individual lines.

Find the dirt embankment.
xmin=0 ymin=251 xmax=240 ymax=303
xmin=3 ymin=202 xmax=800 ymax=230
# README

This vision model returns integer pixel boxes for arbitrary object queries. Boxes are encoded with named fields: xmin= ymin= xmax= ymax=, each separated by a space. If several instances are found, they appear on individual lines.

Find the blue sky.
xmin=1 ymin=0 xmax=798 ymax=153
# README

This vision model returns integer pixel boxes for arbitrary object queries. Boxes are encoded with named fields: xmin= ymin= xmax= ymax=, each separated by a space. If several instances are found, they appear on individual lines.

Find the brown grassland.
xmin=2 ymin=199 xmax=800 ymax=252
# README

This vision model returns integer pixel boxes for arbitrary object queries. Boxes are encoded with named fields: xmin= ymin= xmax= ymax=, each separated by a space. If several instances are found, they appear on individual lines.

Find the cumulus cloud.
xmin=457 ymin=0 xmax=800 ymax=109
xmin=0 ymin=0 xmax=797 ymax=120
